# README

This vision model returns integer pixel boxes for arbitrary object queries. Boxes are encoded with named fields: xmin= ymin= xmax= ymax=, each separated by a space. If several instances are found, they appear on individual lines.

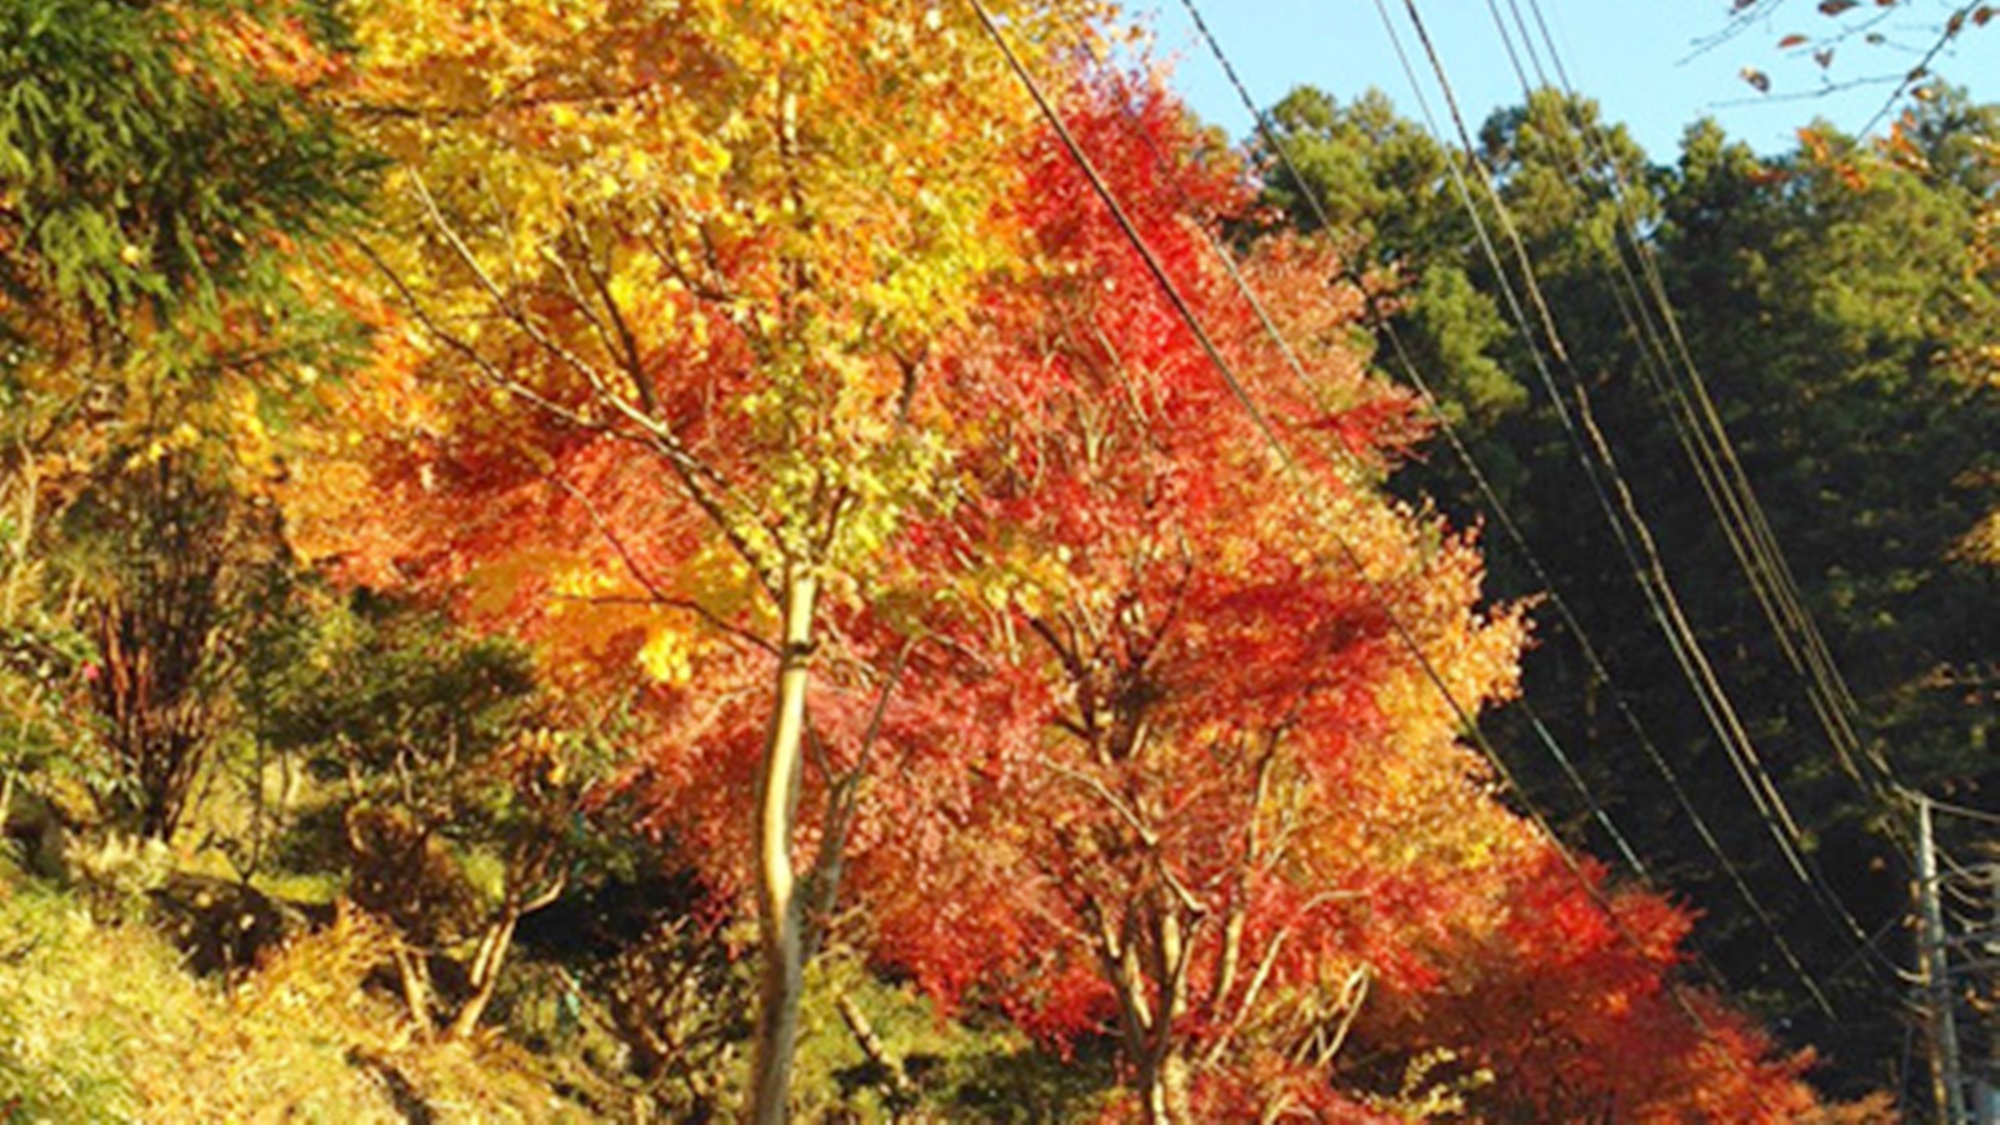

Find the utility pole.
xmin=1976 ymin=857 xmax=1999 ymax=1125
xmin=1918 ymin=792 xmax=1969 ymax=1123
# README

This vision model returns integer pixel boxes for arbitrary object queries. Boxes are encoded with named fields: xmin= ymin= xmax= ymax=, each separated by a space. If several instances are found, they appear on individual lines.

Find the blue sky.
xmin=1134 ymin=0 xmax=2000 ymax=162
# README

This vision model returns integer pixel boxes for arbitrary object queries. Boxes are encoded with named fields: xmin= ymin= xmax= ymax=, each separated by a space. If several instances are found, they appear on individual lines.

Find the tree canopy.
xmin=0 ymin=1 xmax=1967 ymax=1119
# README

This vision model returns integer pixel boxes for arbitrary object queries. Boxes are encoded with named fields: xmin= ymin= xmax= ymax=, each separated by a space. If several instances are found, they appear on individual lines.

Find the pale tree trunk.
xmin=1137 ymin=1052 xmax=1193 ymax=1125
xmin=448 ymin=871 xmax=565 ymax=1039
xmin=448 ymin=910 xmax=518 ymax=1039
xmin=749 ymin=566 xmax=818 ymax=1125
xmin=1141 ymin=904 xmax=1194 ymax=1125
xmin=391 ymin=942 xmax=436 ymax=1038
xmin=1109 ymin=898 xmax=1195 ymax=1125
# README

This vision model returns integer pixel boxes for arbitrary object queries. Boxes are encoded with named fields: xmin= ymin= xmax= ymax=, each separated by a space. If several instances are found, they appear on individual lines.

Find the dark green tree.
xmin=247 ymin=590 xmax=606 ymax=1039
xmin=1658 ymin=101 xmax=1998 ymax=811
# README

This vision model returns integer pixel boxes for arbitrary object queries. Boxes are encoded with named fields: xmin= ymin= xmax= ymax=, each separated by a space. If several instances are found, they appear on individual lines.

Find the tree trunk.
xmin=1137 ymin=1049 xmax=1192 ymax=1125
xmin=749 ymin=566 xmax=818 ymax=1125
xmin=448 ymin=909 xmax=518 ymax=1039
xmin=1135 ymin=894 xmax=1194 ymax=1125
xmin=391 ymin=941 xmax=436 ymax=1037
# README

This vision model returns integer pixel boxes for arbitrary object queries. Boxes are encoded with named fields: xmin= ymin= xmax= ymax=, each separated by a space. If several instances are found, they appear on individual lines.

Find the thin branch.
xmin=1706 ymin=71 xmax=1902 ymax=111
xmin=805 ymin=638 xmax=916 ymax=959
xmin=395 ymin=175 xmax=779 ymax=600
xmin=408 ymin=172 xmax=625 ymax=398
xmin=1311 ymin=965 xmax=1371 ymax=1069
xmin=353 ymin=237 xmax=605 ymax=435
xmin=538 ymin=232 xmax=633 ymax=391
xmin=1047 ymin=761 xmax=1156 ymax=847
xmin=643 ymin=212 xmax=738 ymax=306
xmin=576 ymin=214 xmax=662 ymax=415
xmin=1857 ymin=1 xmax=1983 ymax=137
xmin=520 ymin=868 xmax=569 ymax=915
xmin=328 ymin=82 xmax=656 ymax=124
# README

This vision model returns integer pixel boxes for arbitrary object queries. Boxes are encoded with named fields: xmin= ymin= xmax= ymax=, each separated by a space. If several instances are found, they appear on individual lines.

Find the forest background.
xmin=0 ymin=0 xmax=1990 ymax=1121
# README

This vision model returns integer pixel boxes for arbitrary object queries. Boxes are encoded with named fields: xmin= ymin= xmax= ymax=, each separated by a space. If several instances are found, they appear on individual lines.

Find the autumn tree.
xmin=308 ymin=6 xmax=1856 ymax=1115
xmin=828 ymin=76 xmax=1826 ymax=1123
xmin=312 ymin=1 xmax=1106 ymax=1115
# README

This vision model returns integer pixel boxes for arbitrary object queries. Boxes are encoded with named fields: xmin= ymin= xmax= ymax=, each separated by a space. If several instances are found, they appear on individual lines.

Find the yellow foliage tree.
xmin=314 ymin=2 xmax=1110 ymax=1116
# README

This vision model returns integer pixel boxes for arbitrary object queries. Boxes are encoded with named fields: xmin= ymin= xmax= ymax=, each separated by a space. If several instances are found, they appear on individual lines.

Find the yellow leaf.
xmin=637 ymin=625 xmax=697 ymax=685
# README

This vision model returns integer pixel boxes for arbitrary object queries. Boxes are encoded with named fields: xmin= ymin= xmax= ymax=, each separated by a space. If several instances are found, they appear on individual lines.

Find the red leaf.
xmin=1818 ymin=0 xmax=1858 ymax=14
xmin=1778 ymin=33 xmax=1809 ymax=48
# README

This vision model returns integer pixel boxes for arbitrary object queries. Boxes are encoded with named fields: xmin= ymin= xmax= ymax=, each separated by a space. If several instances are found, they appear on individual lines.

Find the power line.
xmin=1502 ymin=0 xmax=1957 ymax=962
xmin=1373 ymin=310 xmax=1844 ymax=1005
xmin=1499 ymin=19 xmax=2000 ymax=1053
xmin=1375 ymin=0 xmax=1822 ymax=867
xmin=1470 ymin=17 xmax=2000 ymax=1089
xmin=1077 ymin=16 xmax=1663 ymax=908
xmin=1471 ymin=0 xmax=1893 ymax=815
xmin=1507 ymin=0 xmax=1902 ymax=815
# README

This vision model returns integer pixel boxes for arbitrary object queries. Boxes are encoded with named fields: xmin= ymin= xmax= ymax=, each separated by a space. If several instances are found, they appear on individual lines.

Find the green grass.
xmin=0 ymin=861 xmax=592 ymax=1122
xmin=0 ymin=871 xmax=392 ymax=1121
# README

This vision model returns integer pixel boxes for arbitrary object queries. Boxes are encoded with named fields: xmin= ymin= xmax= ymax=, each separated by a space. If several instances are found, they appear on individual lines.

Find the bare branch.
xmin=576 ymin=214 xmax=662 ymax=416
